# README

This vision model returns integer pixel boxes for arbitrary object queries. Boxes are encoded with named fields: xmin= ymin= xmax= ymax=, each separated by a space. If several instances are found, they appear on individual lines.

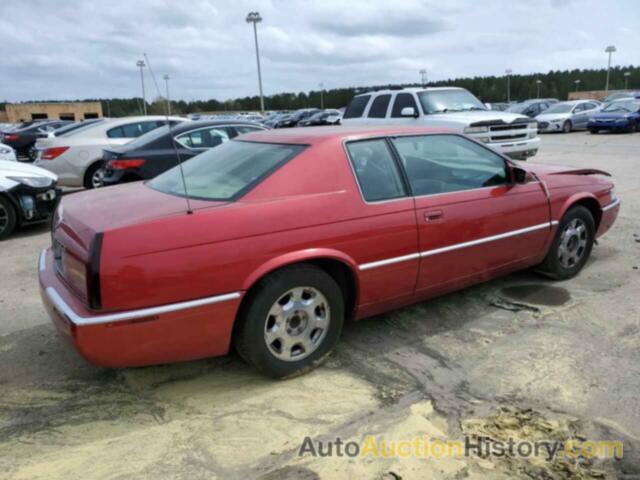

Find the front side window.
xmin=391 ymin=93 xmax=419 ymax=117
xmin=391 ymin=135 xmax=508 ymax=196
xmin=234 ymin=125 xmax=262 ymax=135
xmin=368 ymin=94 xmax=391 ymax=118
xmin=176 ymin=127 xmax=230 ymax=149
xmin=148 ymin=140 xmax=305 ymax=201
xmin=346 ymin=139 xmax=406 ymax=202
xmin=343 ymin=95 xmax=371 ymax=119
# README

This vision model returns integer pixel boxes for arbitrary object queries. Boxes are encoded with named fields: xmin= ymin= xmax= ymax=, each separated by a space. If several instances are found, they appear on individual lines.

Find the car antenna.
xmin=143 ymin=52 xmax=193 ymax=215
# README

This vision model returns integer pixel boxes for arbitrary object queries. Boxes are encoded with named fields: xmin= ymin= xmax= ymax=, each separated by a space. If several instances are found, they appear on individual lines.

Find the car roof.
xmin=239 ymin=125 xmax=448 ymax=145
xmin=169 ymin=119 xmax=263 ymax=134
xmin=354 ymin=86 xmax=463 ymax=97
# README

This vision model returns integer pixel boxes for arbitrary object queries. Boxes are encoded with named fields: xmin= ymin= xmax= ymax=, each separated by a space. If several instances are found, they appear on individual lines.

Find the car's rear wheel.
xmin=537 ymin=205 xmax=595 ymax=280
xmin=0 ymin=196 xmax=17 ymax=241
xmin=234 ymin=264 xmax=344 ymax=378
xmin=84 ymin=162 xmax=105 ymax=189
xmin=562 ymin=120 xmax=572 ymax=133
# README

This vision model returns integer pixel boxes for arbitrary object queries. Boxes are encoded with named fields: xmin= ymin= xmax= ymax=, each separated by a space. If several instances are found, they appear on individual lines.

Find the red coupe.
xmin=39 ymin=126 xmax=620 ymax=377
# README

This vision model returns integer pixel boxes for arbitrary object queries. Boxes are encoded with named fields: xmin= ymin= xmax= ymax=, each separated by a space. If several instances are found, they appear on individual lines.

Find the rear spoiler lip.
xmin=548 ymin=168 xmax=611 ymax=177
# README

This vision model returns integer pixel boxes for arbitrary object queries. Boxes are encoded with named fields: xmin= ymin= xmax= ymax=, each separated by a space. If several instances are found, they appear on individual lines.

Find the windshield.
xmin=506 ymin=103 xmax=530 ymax=113
xmin=543 ymin=103 xmax=574 ymax=114
xmin=125 ymin=125 xmax=171 ymax=148
xmin=603 ymin=100 xmax=639 ymax=113
xmin=148 ymin=140 xmax=306 ymax=201
xmin=418 ymin=90 xmax=487 ymax=114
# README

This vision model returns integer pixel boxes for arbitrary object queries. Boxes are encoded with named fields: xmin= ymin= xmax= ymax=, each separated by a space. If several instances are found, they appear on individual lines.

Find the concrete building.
xmin=4 ymin=102 xmax=103 ymax=122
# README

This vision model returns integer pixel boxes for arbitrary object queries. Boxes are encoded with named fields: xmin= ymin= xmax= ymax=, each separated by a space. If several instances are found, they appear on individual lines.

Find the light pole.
xmin=419 ymin=69 xmax=427 ymax=87
xmin=574 ymin=79 xmax=581 ymax=92
xmin=536 ymin=79 xmax=542 ymax=99
xmin=604 ymin=45 xmax=616 ymax=93
xmin=505 ymin=69 xmax=512 ymax=102
xmin=163 ymin=74 xmax=171 ymax=115
xmin=319 ymin=82 xmax=324 ymax=109
xmin=624 ymin=71 xmax=631 ymax=90
xmin=246 ymin=11 xmax=265 ymax=113
xmin=136 ymin=60 xmax=147 ymax=115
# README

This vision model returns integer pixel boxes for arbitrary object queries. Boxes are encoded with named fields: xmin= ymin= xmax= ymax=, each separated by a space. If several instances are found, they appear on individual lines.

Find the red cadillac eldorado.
xmin=38 ymin=126 xmax=620 ymax=377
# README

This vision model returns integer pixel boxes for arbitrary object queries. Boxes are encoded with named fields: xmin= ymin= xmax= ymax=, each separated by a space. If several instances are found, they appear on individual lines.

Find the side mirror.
xmin=511 ymin=166 xmax=530 ymax=184
xmin=400 ymin=106 xmax=418 ymax=118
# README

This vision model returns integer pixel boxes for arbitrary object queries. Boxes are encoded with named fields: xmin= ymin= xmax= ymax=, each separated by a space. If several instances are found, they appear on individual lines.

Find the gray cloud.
xmin=0 ymin=0 xmax=637 ymax=102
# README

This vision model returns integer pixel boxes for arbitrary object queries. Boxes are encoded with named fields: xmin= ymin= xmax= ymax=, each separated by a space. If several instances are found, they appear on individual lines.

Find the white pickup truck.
xmin=341 ymin=87 xmax=539 ymax=160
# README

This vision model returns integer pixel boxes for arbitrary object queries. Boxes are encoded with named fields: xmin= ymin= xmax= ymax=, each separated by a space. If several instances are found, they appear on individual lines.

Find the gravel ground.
xmin=0 ymin=131 xmax=639 ymax=480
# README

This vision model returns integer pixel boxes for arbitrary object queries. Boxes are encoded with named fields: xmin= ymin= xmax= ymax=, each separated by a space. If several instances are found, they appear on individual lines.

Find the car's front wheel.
xmin=537 ymin=205 xmax=595 ymax=280
xmin=562 ymin=120 xmax=572 ymax=133
xmin=234 ymin=264 xmax=344 ymax=378
xmin=589 ymin=128 xmax=598 ymax=134
xmin=0 ymin=196 xmax=17 ymax=241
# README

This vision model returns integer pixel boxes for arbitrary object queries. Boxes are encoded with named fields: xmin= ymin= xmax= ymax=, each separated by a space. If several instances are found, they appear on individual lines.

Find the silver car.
xmin=535 ymin=100 xmax=602 ymax=133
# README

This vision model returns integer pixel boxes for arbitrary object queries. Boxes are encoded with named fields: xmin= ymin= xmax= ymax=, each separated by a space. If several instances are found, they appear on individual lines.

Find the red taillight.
xmin=41 ymin=146 xmax=69 ymax=160
xmin=4 ymin=134 xmax=19 ymax=141
xmin=107 ymin=159 xmax=146 ymax=170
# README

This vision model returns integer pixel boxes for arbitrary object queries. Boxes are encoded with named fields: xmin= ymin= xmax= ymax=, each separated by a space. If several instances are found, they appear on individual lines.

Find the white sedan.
xmin=34 ymin=115 xmax=187 ymax=188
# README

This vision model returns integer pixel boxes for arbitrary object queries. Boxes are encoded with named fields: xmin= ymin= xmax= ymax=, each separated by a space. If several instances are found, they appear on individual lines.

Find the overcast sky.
xmin=1 ymin=0 xmax=638 ymax=102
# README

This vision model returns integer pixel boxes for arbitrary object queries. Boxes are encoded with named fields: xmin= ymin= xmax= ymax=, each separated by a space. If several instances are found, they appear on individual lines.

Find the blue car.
xmin=588 ymin=99 xmax=640 ymax=133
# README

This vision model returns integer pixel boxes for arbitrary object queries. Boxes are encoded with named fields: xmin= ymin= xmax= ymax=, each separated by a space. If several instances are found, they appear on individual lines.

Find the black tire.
xmin=0 ymin=195 xmax=18 ymax=241
xmin=562 ymin=120 xmax=572 ymax=133
xmin=589 ymin=128 xmax=598 ymax=134
xmin=234 ymin=264 xmax=344 ymax=378
xmin=84 ymin=162 xmax=105 ymax=189
xmin=537 ymin=206 xmax=595 ymax=280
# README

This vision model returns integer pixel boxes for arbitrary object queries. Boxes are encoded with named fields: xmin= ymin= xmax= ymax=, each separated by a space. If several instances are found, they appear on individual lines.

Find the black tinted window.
xmin=392 ymin=135 xmax=508 ymax=196
xmin=368 ymin=94 xmax=391 ymax=118
xmin=346 ymin=139 xmax=406 ymax=202
xmin=391 ymin=93 xmax=419 ymax=117
xmin=343 ymin=95 xmax=371 ymax=119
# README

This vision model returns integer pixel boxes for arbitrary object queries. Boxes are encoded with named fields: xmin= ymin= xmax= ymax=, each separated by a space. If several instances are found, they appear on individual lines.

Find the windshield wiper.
xmin=433 ymin=108 xmax=462 ymax=113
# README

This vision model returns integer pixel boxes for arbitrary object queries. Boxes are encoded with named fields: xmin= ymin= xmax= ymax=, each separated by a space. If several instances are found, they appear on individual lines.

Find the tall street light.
xmin=246 ymin=11 xmax=265 ymax=113
xmin=163 ymin=74 xmax=171 ymax=115
xmin=624 ymin=71 xmax=631 ymax=90
xmin=136 ymin=60 xmax=147 ymax=115
xmin=319 ymin=82 xmax=324 ymax=109
xmin=575 ymin=79 xmax=581 ymax=92
xmin=536 ymin=79 xmax=542 ymax=99
xmin=505 ymin=69 xmax=512 ymax=102
xmin=604 ymin=45 xmax=616 ymax=93
xmin=419 ymin=69 xmax=427 ymax=87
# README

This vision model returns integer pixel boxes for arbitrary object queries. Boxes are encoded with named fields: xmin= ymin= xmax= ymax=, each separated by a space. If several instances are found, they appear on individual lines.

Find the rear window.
xmin=148 ymin=140 xmax=305 ymax=201
xmin=343 ymin=95 xmax=371 ymax=119
xmin=368 ymin=94 xmax=391 ymax=118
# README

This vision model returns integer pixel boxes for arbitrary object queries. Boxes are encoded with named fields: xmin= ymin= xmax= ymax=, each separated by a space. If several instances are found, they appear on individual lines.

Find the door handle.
xmin=424 ymin=210 xmax=444 ymax=222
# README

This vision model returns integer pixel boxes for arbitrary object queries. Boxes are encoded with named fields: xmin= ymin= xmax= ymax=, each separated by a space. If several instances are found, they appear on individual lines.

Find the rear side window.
xmin=391 ymin=93 xmax=419 ymax=117
xmin=343 ymin=95 xmax=371 ymax=119
xmin=368 ymin=94 xmax=391 ymax=118
xmin=107 ymin=121 xmax=164 ymax=139
xmin=176 ymin=127 xmax=231 ymax=148
xmin=346 ymin=139 xmax=406 ymax=202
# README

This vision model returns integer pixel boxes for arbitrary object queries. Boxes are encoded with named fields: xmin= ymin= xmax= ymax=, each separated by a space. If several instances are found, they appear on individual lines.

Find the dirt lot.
xmin=1 ymin=132 xmax=639 ymax=480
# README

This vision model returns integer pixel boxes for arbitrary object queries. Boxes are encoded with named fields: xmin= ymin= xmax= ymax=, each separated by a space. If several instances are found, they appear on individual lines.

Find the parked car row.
xmin=0 ymin=120 xmax=73 ymax=160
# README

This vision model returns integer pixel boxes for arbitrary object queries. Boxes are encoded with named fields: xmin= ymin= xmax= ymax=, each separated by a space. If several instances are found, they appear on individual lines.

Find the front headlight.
xmin=6 ymin=176 xmax=54 ymax=188
xmin=464 ymin=126 xmax=489 ymax=134
xmin=0 ymin=147 xmax=12 ymax=155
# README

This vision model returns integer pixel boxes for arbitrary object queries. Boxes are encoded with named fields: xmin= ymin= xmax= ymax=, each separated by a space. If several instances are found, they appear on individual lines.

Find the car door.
xmin=343 ymin=138 xmax=420 ymax=317
xmin=578 ymin=102 xmax=599 ymax=129
xmin=571 ymin=103 xmax=588 ymax=128
xmin=388 ymin=93 xmax=421 ymax=125
xmin=389 ymin=134 xmax=552 ymax=298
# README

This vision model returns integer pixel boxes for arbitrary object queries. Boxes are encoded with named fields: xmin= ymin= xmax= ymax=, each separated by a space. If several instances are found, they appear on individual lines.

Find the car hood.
xmin=0 ymin=160 xmax=58 ymax=181
xmin=431 ymin=110 xmax=531 ymax=125
xmin=535 ymin=113 xmax=570 ymax=122
xmin=590 ymin=111 xmax=631 ymax=119
xmin=522 ymin=162 xmax=610 ymax=178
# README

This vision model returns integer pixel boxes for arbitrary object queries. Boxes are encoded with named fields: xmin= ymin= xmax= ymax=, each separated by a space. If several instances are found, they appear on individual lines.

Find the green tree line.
xmin=2 ymin=65 xmax=637 ymax=117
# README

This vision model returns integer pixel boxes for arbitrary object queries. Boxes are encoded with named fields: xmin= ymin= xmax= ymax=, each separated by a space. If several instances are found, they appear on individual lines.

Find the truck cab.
xmin=341 ymin=87 xmax=540 ymax=160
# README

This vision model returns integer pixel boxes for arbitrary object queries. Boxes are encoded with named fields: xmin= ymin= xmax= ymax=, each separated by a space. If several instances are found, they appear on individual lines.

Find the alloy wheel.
xmin=264 ymin=286 xmax=330 ymax=362
xmin=92 ymin=168 xmax=105 ymax=188
xmin=558 ymin=218 xmax=588 ymax=268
